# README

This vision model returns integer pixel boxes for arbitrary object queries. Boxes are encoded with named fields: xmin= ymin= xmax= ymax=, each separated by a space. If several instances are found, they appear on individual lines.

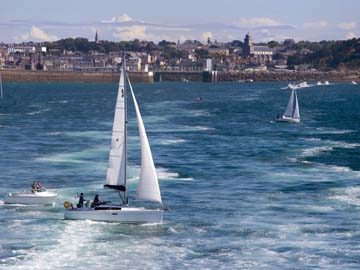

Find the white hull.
xmin=275 ymin=117 xmax=300 ymax=123
xmin=4 ymin=191 xmax=57 ymax=205
xmin=64 ymin=206 xmax=164 ymax=224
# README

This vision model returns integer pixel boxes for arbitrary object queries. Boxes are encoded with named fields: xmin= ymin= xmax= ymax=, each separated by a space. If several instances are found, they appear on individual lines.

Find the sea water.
xmin=0 ymin=81 xmax=360 ymax=269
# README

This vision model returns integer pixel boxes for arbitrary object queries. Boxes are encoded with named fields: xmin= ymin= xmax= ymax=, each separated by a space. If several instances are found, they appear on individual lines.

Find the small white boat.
xmin=275 ymin=89 xmax=300 ymax=123
xmin=352 ymin=80 xmax=357 ymax=85
xmin=316 ymin=81 xmax=322 ymax=85
xmin=297 ymin=81 xmax=309 ymax=88
xmin=324 ymin=81 xmax=330 ymax=85
xmin=288 ymin=83 xmax=296 ymax=89
xmin=64 ymin=56 xmax=164 ymax=224
xmin=4 ymin=190 xmax=57 ymax=205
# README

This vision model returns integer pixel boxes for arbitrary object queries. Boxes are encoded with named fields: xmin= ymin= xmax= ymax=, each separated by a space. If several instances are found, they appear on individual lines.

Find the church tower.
xmin=95 ymin=30 xmax=99 ymax=43
xmin=243 ymin=32 xmax=254 ymax=57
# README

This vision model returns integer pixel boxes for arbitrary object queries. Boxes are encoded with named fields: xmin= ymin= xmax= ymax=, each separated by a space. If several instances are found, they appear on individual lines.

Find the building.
xmin=95 ymin=30 xmax=99 ymax=43
xmin=243 ymin=33 xmax=273 ymax=63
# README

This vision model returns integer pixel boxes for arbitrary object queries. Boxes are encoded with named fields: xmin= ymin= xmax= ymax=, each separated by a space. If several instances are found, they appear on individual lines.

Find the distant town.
xmin=1 ymin=31 xmax=359 ymax=82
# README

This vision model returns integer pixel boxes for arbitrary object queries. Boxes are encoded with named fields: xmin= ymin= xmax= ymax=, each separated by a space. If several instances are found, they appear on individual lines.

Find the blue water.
xmin=0 ymin=81 xmax=360 ymax=269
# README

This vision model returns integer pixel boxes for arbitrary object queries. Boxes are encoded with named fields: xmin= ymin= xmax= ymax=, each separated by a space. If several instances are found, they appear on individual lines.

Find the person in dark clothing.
xmin=77 ymin=193 xmax=85 ymax=208
xmin=93 ymin=194 xmax=103 ymax=207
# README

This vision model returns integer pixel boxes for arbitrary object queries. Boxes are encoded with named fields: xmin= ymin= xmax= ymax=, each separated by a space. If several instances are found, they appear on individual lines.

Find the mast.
xmin=123 ymin=53 xmax=128 ymax=204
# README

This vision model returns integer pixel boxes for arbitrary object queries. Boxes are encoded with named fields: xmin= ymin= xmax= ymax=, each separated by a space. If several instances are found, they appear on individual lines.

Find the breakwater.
xmin=1 ymin=69 xmax=359 ymax=83
xmin=1 ymin=70 xmax=153 ymax=83
xmin=156 ymin=70 xmax=359 ymax=82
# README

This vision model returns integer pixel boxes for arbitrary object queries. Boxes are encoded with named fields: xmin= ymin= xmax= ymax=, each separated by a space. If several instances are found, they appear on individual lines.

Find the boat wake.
xmin=312 ymin=127 xmax=356 ymax=134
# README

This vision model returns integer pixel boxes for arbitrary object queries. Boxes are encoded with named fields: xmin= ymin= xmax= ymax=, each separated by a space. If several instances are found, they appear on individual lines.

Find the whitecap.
xmin=330 ymin=187 xmax=360 ymax=206
xmin=156 ymin=167 xmax=193 ymax=181
xmin=313 ymin=128 xmax=355 ymax=134
xmin=188 ymin=110 xmax=211 ymax=117
xmin=35 ymin=147 xmax=108 ymax=164
xmin=26 ymin=108 xmax=50 ymax=115
xmin=300 ymin=146 xmax=333 ymax=157
xmin=302 ymin=138 xmax=322 ymax=142
xmin=157 ymin=138 xmax=187 ymax=145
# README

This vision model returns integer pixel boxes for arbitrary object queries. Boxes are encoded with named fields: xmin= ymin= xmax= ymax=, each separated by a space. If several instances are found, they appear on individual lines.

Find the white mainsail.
xmin=292 ymin=90 xmax=300 ymax=119
xmin=283 ymin=89 xmax=295 ymax=117
xmin=105 ymin=63 xmax=127 ymax=188
xmin=127 ymin=76 xmax=162 ymax=206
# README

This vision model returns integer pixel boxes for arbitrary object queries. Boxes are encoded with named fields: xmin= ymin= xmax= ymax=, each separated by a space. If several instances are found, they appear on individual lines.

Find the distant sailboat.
xmin=64 ymin=56 xmax=164 ymax=224
xmin=275 ymin=89 xmax=300 ymax=123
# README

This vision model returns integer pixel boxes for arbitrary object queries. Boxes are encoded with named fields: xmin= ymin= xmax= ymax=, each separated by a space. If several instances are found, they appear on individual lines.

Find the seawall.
xmin=1 ymin=70 xmax=154 ymax=83
xmin=1 ymin=69 xmax=359 ymax=83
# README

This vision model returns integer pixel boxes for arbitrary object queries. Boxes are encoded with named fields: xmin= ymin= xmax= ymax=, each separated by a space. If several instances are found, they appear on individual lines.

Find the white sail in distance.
xmin=283 ymin=89 xmax=295 ymax=117
xmin=292 ymin=90 xmax=300 ymax=119
xmin=127 ymin=76 xmax=162 ymax=206
xmin=105 ymin=63 xmax=127 ymax=188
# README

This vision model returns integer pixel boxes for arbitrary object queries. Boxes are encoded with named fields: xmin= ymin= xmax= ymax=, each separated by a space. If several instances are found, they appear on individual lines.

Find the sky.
xmin=0 ymin=0 xmax=359 ymax=43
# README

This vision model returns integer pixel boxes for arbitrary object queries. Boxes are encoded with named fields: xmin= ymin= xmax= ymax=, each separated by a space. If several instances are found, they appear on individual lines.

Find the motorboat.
xmin=4 ymin=189 xmax=57 ymax=205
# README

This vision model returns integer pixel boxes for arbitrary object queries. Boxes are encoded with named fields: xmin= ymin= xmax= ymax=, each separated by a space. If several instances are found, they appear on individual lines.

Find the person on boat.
xmin=31 ymin=181 xmax=36 ymax=193
xmin=93 ymin=194 xmax=104 ymax=207
xmin=77 ymin=193 xmax=86 ymax=208
xmin=36 ymin=181 xmax=42 ymax=192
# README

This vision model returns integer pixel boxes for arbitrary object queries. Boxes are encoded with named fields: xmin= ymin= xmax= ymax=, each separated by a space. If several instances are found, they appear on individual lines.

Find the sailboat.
xmin=275 ymin=89 xmax=301 ymax=123
xmin=64 ymin=57 xmax=164 ymax=224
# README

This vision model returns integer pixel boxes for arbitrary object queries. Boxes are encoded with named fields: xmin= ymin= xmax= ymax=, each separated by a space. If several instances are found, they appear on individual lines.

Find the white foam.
xmin=35 ymin=146 xmax=108 ymax=164
xmin=26 ymin=108 xmax=50 ymax=115
xmin=330 ymin=187 xmax=360 ymax=206
xmin=299 ymin=139 xmax=360 ymax=158
xmin=300 ymin=146 xmax=333 ymax=157
xmin=188 ymin=110 xmax=211 ymax=117
xmin=193 ymin=126 xmax=215 ymax=131
xmin=313 ymin=128 xmax=355 ymax=134
xmin=156 ymin=167 xmax=193 ymax=181
xmin=158 ymin=138 xmax=187 ymax=145
xmin=303 ymin=138 xmax=322 ymax=142
xmin=156 ymin=167 xmax=179 ymax=179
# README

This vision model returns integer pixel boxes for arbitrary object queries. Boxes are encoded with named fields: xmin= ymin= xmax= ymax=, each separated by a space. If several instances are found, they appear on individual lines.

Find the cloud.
xmin=345 ymin=31 xmax=356 ymax=39
xmin=337 ymin=21 xmax=356 ymax=30
xmin=201 ymin=32 xmax=213 ymax=42
xmin=113 ymin=25 xmax=147 ymax=40
xmin=102 ymin=14 xmax=134 ymax=23
xmin=18 ymin=26 xmax=58 ymax=41
xmin=235 ymin=17 xmax=282 ymax=28
xmin=303 ymin=20 xmax=328 ymax=29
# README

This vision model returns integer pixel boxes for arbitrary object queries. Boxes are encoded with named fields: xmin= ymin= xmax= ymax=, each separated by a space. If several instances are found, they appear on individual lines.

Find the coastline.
xmin=1 ymin=69 xmax=359 ymax=83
